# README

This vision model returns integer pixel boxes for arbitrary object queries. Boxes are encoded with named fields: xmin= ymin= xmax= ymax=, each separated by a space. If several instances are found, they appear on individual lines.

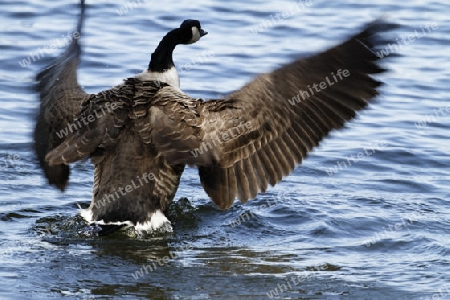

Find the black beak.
xmin=200 ymin=29 xmax=208 ymax=37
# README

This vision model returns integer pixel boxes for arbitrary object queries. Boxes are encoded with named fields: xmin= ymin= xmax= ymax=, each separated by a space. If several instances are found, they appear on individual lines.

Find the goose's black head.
xmin=148 ymin=19 xmax=207 ymax=72
xmin=178 ymin=19 xmax=208 ymax=44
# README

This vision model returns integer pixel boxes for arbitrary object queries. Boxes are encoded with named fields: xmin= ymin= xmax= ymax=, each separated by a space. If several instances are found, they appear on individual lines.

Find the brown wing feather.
xmin=34 ymin=0 xmax=89 ymax=191
xmin=133 ymin=85 xmax=210 ymax=165
xmin=44 ymin=78 xmax=138 ymax=166
xmin=197 ymin=21 xmax=395 ymax=209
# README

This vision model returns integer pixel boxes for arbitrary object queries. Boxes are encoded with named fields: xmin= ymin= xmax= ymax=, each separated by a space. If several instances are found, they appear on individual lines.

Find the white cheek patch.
xmin=190 ymin=27 xmax=201 ymax=44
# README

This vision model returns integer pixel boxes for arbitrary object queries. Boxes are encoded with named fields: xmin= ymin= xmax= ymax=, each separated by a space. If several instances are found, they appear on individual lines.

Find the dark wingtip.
xmin=34 ymin=120 xmax=71 ymax=192
xmin=76 ymin=0 xmax=86 ymax=39
xmin=52 ymin=177 xmax=68 ymax=192
xmin=45 ymin=163 xmax=70 ymax=192
xmin=355 ymin=18 xmax=400 ymax=57
xmin=35 ymin=0 xmax=86 ymax=87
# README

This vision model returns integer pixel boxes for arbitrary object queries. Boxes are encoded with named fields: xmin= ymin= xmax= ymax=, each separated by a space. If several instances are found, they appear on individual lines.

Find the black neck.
xmin=148 ymin=28 xmax=183 ymax=72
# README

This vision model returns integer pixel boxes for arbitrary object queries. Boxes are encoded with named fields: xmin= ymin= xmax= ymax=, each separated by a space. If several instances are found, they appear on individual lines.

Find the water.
xmin=1 ymin=0 xmax=449 ymax=299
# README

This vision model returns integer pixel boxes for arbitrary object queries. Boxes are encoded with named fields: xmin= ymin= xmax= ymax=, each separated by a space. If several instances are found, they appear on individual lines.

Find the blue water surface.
xmin=0 ymin=0 xmax=449 ymax=299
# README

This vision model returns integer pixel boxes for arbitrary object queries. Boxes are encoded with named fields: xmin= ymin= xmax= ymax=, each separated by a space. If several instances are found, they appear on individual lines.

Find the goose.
xmin=35 ymin=0 xmax=395 ymax=235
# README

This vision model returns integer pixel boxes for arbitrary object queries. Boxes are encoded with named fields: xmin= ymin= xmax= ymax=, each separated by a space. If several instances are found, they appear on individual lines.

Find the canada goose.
xmin=35 ymin=1 xmax=395 ymax=235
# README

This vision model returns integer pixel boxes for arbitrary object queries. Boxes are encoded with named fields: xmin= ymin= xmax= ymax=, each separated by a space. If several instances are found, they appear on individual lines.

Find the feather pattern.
xmin=36 ymin=1 xmax=396 ymax=228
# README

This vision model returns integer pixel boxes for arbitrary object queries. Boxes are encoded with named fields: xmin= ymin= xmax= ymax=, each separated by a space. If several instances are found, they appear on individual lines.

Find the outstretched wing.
xmin=147 ymin=20 xmax=396 ymax=209
xmin=34 ymin=0 xmax=89 ymax=191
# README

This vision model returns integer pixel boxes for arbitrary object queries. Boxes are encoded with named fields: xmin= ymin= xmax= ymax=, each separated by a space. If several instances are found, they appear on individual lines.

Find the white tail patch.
xmin=79 ymin=208 xmax=172 ymax=233
xmin=135 ymin=210 xmax=172 ymax=232
xmin=79 ymin=207 xmax=94 ymax=223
